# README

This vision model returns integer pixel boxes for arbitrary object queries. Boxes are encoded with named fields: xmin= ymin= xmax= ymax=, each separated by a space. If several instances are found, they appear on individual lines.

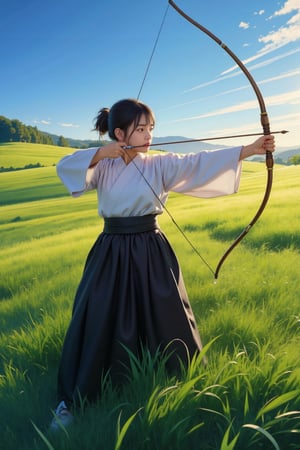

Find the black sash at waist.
xmin=103 ymin=215 xmax=159 ymax=234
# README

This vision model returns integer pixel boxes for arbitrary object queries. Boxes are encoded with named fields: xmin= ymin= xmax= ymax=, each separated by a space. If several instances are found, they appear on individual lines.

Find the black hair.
xmin=94 ymin=99 xmax=155 ymax=141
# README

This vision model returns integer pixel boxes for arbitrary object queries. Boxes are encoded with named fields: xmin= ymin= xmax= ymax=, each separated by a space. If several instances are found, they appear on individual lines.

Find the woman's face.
xmin=124 ymin=114 xmax=154 ymax=152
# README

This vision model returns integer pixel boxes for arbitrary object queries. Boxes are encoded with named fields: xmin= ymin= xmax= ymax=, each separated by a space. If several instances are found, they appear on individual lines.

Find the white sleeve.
xmin=56 ymin=147 xmax=99 ymax=196
xmin=161 ymin=147 xmax=242 ymax=198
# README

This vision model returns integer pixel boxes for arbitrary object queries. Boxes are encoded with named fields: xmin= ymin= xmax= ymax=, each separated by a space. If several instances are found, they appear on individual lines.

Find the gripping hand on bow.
xmin=90 ymin=141 xmax=127 ymax=167
xmin=239 ymin=135 xmax=275 ymax=160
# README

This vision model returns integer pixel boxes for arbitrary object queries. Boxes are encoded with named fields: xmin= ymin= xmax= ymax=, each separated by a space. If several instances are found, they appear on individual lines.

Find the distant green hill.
xmin=0 ymin=142 xmax=72 ymax=170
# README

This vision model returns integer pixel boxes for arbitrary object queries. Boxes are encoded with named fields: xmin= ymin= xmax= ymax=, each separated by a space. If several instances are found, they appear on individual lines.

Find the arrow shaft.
xmin=124 ymin=130 xmax=287 ymax=150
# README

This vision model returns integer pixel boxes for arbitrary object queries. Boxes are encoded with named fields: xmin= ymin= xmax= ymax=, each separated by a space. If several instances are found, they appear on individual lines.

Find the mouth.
xmin=127 ymin=142 xmax=151 ymax=150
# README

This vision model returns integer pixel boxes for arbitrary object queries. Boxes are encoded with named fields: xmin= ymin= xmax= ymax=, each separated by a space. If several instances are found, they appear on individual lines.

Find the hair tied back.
xmin=94 ymin=108 xmax=110 ymax=135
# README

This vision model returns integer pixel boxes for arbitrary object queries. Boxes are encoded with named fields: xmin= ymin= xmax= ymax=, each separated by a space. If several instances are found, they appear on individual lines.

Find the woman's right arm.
xmin=56 ymin=141 xmax=127 ymax=195
xmin=89 ymin=141 xmax=127 ymax=166
xmin=56 ymin=147 xmax=101 ymax=195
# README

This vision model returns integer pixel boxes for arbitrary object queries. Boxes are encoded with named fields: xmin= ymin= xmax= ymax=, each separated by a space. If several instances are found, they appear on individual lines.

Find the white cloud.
xmin=59 ymin=122 xmax=80 ymax=128
xmin=243 ymin=46 xmax=300 ymax=71
xmin=272 ymin=0 xmax=300 ymax=17
xmin=183 ymin=71 xmax=238 ymax=93
xmin=239 ymin=21 xmax=250 ymax=29
xmin=258 ymin=0 xmax=300 ymax=51
xmin=192 ymin=110 xmax=300 ymax=144
xmin=203 ymin=112 xmax=297 ymax=137
xmin=219 ymin=1 xmax=300 ymax=76
xmin=171 ymin=89 xmax=300 ymax=122
xmin=212 ymin=66 xmax=300 ymax=94
xmin=33 ymin=119 xmax=51 ymax=126
xmin=259 ymin=66 xmax=300 ymax=84
xmin=182 ymin=50 xmax=300 ymax=95
xmin=259 ymin=23 xmax=300 ymax=50
xmin=221 ymin=44 xmax=300 ymax=76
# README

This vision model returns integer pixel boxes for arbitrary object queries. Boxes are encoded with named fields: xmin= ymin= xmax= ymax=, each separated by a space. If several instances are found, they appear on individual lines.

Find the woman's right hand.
xmin=90 ymin=141 xmax=127 ymax=166
xmin=100 ymin=141 xmax=127 ymax=159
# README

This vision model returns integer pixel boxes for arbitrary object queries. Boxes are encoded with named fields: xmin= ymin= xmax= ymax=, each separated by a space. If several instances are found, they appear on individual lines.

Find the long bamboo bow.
xmin=168 ymin=0 xmax=275 ymax=279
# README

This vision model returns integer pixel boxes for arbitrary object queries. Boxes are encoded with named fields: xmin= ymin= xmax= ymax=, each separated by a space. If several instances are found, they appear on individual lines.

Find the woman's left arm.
xmin=239 ymin=135 xmax=275 ymax=160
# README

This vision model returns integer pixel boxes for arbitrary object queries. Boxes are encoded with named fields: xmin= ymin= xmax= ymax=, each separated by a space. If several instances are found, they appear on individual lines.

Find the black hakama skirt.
xmin=57 ymin=215 xmax=203 ymax=406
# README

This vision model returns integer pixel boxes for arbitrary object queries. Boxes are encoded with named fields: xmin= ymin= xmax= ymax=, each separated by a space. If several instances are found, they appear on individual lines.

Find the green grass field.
xmin=0 ymin=143 xmax=299 ymax=449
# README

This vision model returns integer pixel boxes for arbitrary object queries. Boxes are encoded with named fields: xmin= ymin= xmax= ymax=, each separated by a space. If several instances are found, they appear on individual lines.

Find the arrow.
xmin=124 ymin=130 xmax=288 ymax=150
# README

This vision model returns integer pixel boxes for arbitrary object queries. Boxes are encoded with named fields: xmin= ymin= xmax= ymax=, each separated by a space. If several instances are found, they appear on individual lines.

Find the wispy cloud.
xmin=221 ymin=46 xmax=300 ymax=76
xmin=159 ymin=85 xmax=248 ymax=112
xmin=271 ymin=0 xmax=300 ymax=19
xmin=161 ymin=66 xmax=300 ymax=113
xmin=33 ymin=119 xmax=51 ymax=125
xmin=201 ymin=111 xmax=299 ymax=136
xmin=171 ymin=0 xmax=300 ymax=98
xmin=223 ymin=0 xmax=300 ymax=75
xmin=183 ymin=49 xmax=300 ymax=93
xmin=239 ymin=21 xmax=250 ymax=30
xmin=170 ymin=89 xmax=300 ymax=122
xmin=239 ymin=46 xmax=300 ymax=72
xmin=205 ymin=111 xmax=300 ymax=143
xmin=59 ymin=122 xmax=80 ymax=128
xmin=258 ymin=66 xmax=300 ymax=84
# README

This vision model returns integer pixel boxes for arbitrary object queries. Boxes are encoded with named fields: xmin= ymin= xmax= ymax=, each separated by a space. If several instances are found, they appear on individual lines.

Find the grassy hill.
xmin=0 ymin=143 xmax=299 ymax=450
xmin=0 ymin=142 xmax=71 ymax=168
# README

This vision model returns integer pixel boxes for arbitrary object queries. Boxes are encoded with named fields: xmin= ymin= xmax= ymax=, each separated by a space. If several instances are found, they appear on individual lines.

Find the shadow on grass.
xmin=200 ymin=221 xmax=300 ymax=252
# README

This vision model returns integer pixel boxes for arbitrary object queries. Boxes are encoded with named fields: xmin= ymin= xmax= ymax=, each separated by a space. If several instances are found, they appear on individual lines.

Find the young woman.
xmin=51 ymin=98 xmax=275 ymax=429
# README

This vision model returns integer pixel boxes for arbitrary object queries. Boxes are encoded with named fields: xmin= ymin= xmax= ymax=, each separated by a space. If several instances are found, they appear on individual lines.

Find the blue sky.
xmin=1 ymin=0 xmax=300 ymax=148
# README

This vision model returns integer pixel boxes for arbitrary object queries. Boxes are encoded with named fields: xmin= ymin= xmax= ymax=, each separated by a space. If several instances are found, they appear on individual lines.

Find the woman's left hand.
xmin=252 ymin=135 xmax=275 ymax=155
xmin=240 ymin=135 xmax=275 ymax=160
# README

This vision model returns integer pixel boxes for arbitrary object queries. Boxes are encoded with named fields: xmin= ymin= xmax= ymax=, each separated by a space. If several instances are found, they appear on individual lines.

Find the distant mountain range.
xmin=44 ymin=131 xmax=299 ymax=163
xmin=151 ymin=136 xmax=222 ymax=153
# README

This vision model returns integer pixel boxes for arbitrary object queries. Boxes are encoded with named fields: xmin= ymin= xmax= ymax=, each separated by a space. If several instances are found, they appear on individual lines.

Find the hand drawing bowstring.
xmin=123 ymin=0 xmax=286 ymax=280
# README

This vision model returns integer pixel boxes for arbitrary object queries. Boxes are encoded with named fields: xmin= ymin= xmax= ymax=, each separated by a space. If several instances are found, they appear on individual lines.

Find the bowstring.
xmin=137 ymin=3 xmax=169 ymax=100
xmin=134 ymin=2 xmax=215 ymax=277
xmin=124 ymin=149 xmax=215 ymax=277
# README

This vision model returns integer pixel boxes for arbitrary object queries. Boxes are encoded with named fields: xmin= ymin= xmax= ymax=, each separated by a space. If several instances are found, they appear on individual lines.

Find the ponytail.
xmin=93 ymin=108 xmax=110 ymax=136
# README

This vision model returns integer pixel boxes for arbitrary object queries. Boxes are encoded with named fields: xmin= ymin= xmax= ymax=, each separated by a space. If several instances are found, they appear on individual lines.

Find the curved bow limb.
xmin=169 ymin=0 xmax=275 ymax=279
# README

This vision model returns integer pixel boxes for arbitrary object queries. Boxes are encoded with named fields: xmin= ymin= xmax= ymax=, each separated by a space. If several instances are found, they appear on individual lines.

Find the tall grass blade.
xmin=276 ymin=410 xmax=300 ymax=419
xmin=244 ymin=390 xmax=250 ymax=417
xmin=243 ymin=424 xmax=280 ymax=450
xmin=115 ymin=408 xmax=142 ymax=450
xmin=256 ymin=390 xmax=300 ymax=419
xmin=220 ymin=423 xmax=240 ymax=450
xmin=31 ymin=422 xmax=55 ymax=450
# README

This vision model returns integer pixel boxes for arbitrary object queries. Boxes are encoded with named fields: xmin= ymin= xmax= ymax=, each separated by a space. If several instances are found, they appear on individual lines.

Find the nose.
xmin=145 ymin=129 xmax=152 ymax=139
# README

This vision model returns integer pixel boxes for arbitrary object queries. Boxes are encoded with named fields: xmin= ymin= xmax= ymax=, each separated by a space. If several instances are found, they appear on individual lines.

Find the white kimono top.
xmin=56 ymin=147 xmax=242 ymax=218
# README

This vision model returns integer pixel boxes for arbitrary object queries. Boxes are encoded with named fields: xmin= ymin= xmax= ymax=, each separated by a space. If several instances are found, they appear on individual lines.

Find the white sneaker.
xmin=50 ymin=401 xmax=74 ymax=431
